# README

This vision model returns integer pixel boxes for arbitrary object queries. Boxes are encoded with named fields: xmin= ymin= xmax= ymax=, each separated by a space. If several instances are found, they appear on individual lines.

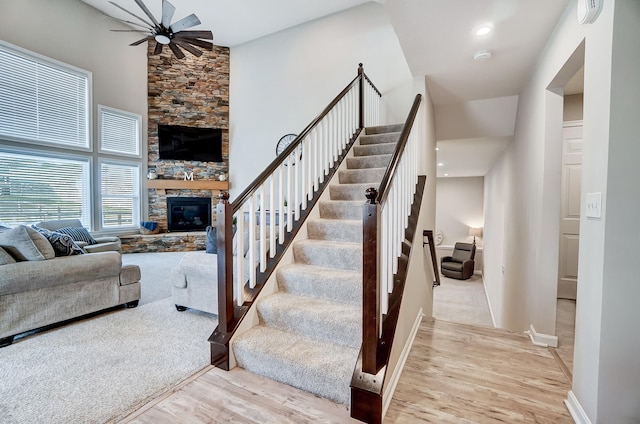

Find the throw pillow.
xmin=31 ymin=226 xmax=85 ymax=257
xmin=0 ymin=246 xmax=16 ymax=265
xmin=205 ymin=226 xmax=217 ymax=254
xmin=56 ymin=226 xmax=97 ymax=245
xmin=0 ymin=225 xmax=55 ymax=261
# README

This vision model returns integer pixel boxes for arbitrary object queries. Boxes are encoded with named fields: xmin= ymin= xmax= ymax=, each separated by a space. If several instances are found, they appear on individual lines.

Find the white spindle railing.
xmin=228 ymin=81 xmax=365 ymax=307
xmin=377 ymin=101 xmax=421 ymax=320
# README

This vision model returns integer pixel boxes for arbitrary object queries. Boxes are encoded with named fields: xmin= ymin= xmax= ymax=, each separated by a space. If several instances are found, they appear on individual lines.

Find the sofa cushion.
xmin=0 ymin=246 xmax=16 ymax=265
xmin=0 ymin=225 xmax=55 ymax=261
xmin=84 ymin=240 xmax=121 ymax=254
xmin=441 ymin=261 xmax=463 ymax=272
xmin=31 ymin=226 xmax=84 ymax=257
xmin=0 ymin=251 xmax=122 ymax=296
xmin=56 ymin=226 xmax=97 ymax=245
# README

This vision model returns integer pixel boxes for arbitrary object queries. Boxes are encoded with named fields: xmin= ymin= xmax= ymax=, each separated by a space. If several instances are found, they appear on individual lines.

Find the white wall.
xmin=0 ymin=0 xmax=148 ymax=153
xmin=483 ymin=0 xmax=640 ymax=421
xmin=435 ymin=177 xmax=484 ymax=247
xmin=228 ymin=2 xmax=412 ymax=197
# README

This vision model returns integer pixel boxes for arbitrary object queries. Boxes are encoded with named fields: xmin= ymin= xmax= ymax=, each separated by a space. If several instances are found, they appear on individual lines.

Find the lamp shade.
xmin=469 ymin=227 xmax=483 ymax=238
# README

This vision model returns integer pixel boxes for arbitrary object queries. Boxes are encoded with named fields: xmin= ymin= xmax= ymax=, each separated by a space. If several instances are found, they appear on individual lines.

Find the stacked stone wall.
xmin=147 ymin=42 xmax=230 ymax=234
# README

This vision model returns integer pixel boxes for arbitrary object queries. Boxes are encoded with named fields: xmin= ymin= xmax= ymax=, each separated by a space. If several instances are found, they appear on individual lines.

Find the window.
xmin=100 ymin=161 xmax=140 ymax=229
xmin=0 ymin=41 xmax=90 ymax=150
xmin=0 ymin=149 xmax=91 ymax=226
xmin=0 ymin=41 xmax=143 ymax=232
xmin=99 ymin=105 xmax=141 ymax=157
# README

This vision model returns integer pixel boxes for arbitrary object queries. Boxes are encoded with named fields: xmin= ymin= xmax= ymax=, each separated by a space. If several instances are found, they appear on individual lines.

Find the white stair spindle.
xmin=259 ymin=184 xmax=266 ymax=272
xmin=269 ymin=175 xmax=276 ymax=257
xmin=235 ymin=209 xmax=245 ymax=306
xmin=248 ymin=194 xmax=257 ymax=288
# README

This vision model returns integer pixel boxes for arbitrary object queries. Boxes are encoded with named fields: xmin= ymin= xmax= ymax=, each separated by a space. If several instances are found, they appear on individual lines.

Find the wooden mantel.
xmin=146 ymin=179 xmax=229 ymax=195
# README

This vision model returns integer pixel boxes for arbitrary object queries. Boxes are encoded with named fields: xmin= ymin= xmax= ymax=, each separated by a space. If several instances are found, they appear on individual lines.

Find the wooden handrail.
xmin=423 ymin=230 xmax=441 ymax=287
xmin=376 ymin=94 xmax=422 ymax=205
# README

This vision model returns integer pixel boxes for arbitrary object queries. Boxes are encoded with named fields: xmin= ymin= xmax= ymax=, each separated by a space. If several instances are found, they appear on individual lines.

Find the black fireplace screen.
xmin=167 ymin=197 xmax=212 ymax=232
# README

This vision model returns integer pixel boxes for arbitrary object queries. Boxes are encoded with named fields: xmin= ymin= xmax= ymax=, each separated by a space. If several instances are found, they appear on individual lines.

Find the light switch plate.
xmin=586 ymin=192 xmax=602 ymax=219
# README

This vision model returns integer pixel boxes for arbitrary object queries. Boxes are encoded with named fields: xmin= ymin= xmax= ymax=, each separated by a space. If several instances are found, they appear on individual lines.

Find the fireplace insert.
xmin=167 ymin=197 xmax=212 ymax=232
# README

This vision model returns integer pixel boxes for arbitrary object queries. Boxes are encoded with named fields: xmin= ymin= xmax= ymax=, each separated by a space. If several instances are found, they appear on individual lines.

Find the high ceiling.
xmin=82 ymin=0 xmax=571 ymax=179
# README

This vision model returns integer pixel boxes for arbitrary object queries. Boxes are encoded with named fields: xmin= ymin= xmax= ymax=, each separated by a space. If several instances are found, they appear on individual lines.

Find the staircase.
xmin=232 ymin=124 xmax=403 ymax=404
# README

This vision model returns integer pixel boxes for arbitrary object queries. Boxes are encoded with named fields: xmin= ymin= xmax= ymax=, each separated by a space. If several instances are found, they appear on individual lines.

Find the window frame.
xmin=97 ymin=158 xmax=142 ymax=232
xmin=0 ymin=39 xmax=93 ymax=152
xmin=98 ymin=104 xmax=143 ymax=158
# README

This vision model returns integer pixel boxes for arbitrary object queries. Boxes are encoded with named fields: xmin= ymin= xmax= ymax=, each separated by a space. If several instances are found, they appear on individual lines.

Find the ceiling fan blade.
xmin=130 ymin=36 xmax=152 ymax=46
xmin=174 ymin=30 xmax=213 ymax=40
xmin=133 ymin=0 xmax=160 ymax=27
xmin=178 ymin=37 xmax=213 ymax=50
xmin=168 ymin=42 xmax=185 ymax=59
xmin=115 ymin=17 xmax=152 ymax=30
xmin=173 ymin=39 xmax=203 ymax=57
xmin=161 ymin=0 xmax=176 ymax=29
xmin=170 ymin=14 xmax=201 ymax=33
xmin=109 ymin=1 xmax=154 ymax=28
xmin=153 ymin=42 xmax=163 ymax=55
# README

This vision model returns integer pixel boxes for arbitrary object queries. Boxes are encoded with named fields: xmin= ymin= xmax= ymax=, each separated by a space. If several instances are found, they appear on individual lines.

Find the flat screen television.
xmin=158 ymin=124 xmax=223 ymax=162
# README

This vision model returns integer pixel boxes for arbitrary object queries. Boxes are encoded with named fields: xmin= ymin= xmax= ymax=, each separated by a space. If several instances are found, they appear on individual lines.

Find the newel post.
xmin=216 ymin=191 xmax=234 ymax=333
xmin=362 ymin=187 xmax=380 ymax=374
xmin=358 ymin=63 xmax=365 ymax=130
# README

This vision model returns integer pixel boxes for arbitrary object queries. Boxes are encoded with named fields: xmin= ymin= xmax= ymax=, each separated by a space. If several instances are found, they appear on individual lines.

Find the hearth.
xmin=167 ymin=197 xmax=211 ymax=232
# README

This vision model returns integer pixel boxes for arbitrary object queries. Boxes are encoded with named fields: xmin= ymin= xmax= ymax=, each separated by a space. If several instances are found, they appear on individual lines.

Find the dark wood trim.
xmin=362 ymin=73 xmax=382 ymax=98
xmin=350 ymin=386 xmax=383 ymax=424
xmin=423 ymin=230 xmax=441 ymax=287
xmin=216 ymin=192 xmax=234 ymax=333
xmin=358 ymin=63 xmax=365 ymax=130
xmin=209 ymin=129 xmax=363 ymax=369
xmin=377 ymin=95 xmax=423 ymax=205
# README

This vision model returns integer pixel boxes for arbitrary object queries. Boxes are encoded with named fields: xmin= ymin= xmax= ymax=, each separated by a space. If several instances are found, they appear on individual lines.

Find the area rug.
xmin=0 ymin=296 xmax=216 ymax=424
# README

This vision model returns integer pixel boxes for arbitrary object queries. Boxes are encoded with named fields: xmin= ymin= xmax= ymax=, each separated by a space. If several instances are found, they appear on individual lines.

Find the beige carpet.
xmin=0 ymin=251 xmax=215 ymax=424
xmin=432 ymin=274 xmax=494 ymax=327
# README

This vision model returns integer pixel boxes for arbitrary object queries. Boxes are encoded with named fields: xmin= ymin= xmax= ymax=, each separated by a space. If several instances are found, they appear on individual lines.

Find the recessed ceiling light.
xmin=435 ymin=147 xmax=439 ymax=151
xmin=476 ymin=26 xmax=492 ymax=36
xmin=444 ymin=173 xmax=449 ymax=177
xmin=437 ymin=162 xmax=444 ymax=167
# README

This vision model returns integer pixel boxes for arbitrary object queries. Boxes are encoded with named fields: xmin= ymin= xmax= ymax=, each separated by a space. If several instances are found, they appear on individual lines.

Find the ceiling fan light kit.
xmin=109 ymin=0 xmax=214 ymax=59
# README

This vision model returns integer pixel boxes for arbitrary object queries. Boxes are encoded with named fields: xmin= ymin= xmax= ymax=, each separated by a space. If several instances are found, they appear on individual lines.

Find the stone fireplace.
xmin=167 ymin=197 xmax=211 ymax=232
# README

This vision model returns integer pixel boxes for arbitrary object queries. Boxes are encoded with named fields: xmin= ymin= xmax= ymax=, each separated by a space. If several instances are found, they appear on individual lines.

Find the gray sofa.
xmin=36 ymin=219 xmax=122 ymax=253
xmin=0 ymin=225 xmax=140 ymax=347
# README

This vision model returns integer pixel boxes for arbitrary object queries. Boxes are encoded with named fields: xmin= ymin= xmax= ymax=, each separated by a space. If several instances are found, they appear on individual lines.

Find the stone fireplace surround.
xmin=120 ymin=42 xmax=230 ymax=253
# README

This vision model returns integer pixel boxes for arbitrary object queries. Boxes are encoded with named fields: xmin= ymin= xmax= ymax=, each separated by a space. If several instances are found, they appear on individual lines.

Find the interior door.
xmin=557 ymin=121 xmax=583 ymax=300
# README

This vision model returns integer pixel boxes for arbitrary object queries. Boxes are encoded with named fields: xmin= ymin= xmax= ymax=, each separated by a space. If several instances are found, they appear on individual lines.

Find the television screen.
xmin=158 ymin=124 xmax=223 ymax=162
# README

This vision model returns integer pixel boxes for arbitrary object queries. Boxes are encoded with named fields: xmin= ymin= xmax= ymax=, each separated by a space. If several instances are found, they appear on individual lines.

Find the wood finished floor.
xmin=122 ymin=318 xmax=571 ymax=423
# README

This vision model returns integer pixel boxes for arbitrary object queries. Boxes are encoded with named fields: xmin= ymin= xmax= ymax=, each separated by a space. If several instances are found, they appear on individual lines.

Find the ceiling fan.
xmin=109 ymin=0 xmax=213 ymax=59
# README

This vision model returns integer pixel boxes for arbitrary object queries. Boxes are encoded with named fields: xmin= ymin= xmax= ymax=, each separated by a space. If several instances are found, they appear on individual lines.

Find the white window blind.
xmin=0 ymin=150 xmax=90 ymax=226
xmin=100 ymin=162 xmax=140 ymax=229
xmin=0 ymin=42 xmax=90 ymax=149
xmin=99 ymin=105 xmax=141 ymax=156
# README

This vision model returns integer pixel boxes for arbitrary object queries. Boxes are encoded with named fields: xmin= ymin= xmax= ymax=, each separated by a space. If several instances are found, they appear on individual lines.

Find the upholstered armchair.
xmin=440 ymin=242 xmax=476 ymax=280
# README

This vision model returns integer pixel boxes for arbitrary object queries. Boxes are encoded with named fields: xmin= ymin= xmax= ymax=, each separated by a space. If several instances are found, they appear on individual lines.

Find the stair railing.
xmin=211 ymin=64 xmax=382 ymax=369
xmin=361 ymin=94 xmax=423 ymax=374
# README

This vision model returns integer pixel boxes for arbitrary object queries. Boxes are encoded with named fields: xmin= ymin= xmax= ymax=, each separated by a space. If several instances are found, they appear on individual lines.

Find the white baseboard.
xmin=527 ymin=324 xmax=558 ymax=347
xmin=382 ymin=307 xmax=423 ymax=417
xmin=482 ymin=276 xmax=497 ymax=327
xmin=565 ymin=390 xmax=592 ymax=424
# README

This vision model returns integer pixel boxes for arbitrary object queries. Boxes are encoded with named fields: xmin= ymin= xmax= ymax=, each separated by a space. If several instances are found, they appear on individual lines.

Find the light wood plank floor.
xmin=122 ymin=318 xmax=572 ymax=423
xmin=385 ymin=318 xmax=573 ymax=423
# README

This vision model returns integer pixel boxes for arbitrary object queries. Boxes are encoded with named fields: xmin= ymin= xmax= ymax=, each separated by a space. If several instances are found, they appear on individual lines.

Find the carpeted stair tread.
xmin=233 ymin=325 xmax=359 ymax=404
xmin=330 ymin=182 xmax=374 ymax=201
xmin=319 ymin=200 xmax=364 ymax=220
xmin=347 ymin=154 xmax=392 ymax=169
xmin=277 ymin=263 xmax=361 ymax=305
xmin=338 ymin=167 xmax=386 ymax=184
xmin=257 ymin=292 xmax=361 ymax=348
xmin=307 ymin=218 xmax=362 ymax=242
xmin=353 ymin=142 xmax=396 ymax=157
xmin=359 ymin=132 xmax=400 ymax=146
xmin=293 ymin=239 xmax=362 ymax=271
xmin=365 ymin=124 xmax=403 ymax=135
